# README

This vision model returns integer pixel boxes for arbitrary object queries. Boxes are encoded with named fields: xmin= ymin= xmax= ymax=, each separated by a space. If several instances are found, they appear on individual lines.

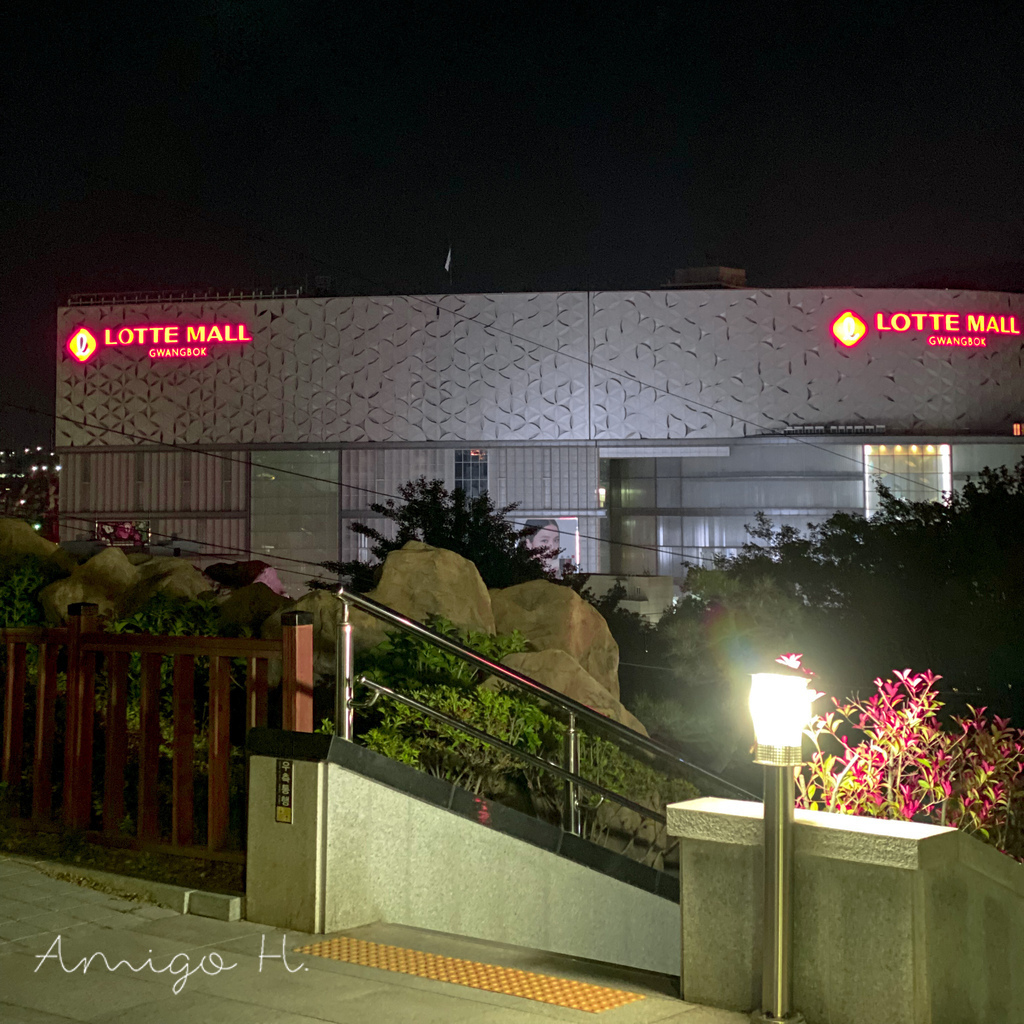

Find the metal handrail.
xmin=352 ymin=673 xmax=667 ymax=825
xmin=333 ymin=587 xmax=757 ymax=827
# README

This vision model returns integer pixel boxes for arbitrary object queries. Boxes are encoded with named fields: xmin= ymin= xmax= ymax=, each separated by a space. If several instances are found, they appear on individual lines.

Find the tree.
xmin=315 ymin=477 xmax=560 ymax=591
xmin=705 ymin=459 xmax=1024 ymax=720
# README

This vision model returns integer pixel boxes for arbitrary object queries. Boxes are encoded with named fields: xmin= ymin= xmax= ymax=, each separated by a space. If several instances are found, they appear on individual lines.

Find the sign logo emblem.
xmin=831 ymin=310 xmax=866 ymax=348
xmin=67 ymin=328 xmax=98 ymax=363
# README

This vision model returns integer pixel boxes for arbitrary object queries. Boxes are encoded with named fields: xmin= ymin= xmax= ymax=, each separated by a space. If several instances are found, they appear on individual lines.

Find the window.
xmin=455 ymin=449 xmax=488 ymax=498
xmin=250 ymin=450 xmax=339 ymax=581
xmin=864 ymin=443 xmax=951 ymax=516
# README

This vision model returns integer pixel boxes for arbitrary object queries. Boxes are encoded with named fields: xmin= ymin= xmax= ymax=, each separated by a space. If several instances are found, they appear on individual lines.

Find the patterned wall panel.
xmin=589 ymin=289 xmax=1024 ymax=438
xmin=57 ymin=289 xmax=1024 ymax=448
xmin=57 ymin=292 xmax=591 ymax=447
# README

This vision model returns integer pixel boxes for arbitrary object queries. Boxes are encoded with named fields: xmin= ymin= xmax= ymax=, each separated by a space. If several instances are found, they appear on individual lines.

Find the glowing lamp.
xmin=749 ymin=672 xmax=814 ymax=764
xmin=750 ymin=664 xmax=815 ymax=1024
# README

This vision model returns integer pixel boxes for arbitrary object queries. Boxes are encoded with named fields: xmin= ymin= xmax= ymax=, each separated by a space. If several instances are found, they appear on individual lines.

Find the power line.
xmin=11 ymin=402 xmax=726 ymax=566
xmin=43 ymin=164 xmax=968 ymax=570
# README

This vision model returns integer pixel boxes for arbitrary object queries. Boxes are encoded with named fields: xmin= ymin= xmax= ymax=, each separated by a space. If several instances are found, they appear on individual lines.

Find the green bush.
xmin=319 ymin=618 xmax=699 ymax=852
xmin=0 ymin=555 xmax=67 ymax=627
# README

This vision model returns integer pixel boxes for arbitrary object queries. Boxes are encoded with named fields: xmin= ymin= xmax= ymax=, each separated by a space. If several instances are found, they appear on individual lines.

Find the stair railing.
xmin=334 ymin=587 xmax=756 ymax=840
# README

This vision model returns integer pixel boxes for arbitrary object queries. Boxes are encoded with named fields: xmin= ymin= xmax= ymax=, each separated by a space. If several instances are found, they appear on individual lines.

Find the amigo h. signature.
xmin=34 ymin=933 xmax=305 ymax=994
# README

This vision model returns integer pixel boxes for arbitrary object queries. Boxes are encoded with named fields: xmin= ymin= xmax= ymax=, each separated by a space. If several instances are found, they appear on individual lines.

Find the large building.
xmin=56 ymin=281 xmax=1024 ymax=592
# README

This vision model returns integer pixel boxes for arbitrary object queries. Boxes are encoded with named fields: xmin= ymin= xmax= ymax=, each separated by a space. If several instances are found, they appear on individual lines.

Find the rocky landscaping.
xmin=1 ymin=517 xmax=695 ymax=872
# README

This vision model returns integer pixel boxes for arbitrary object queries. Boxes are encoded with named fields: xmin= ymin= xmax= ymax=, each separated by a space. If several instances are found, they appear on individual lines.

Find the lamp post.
xmin=749 ymin=670 xmax=815 ymax=1024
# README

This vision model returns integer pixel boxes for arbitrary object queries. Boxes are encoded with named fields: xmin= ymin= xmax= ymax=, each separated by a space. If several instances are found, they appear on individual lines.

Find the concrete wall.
xmin=247 ymin=754 xmax=680 ymax=975
xmin=667 ymin=797 xmax=1024 ymax=1024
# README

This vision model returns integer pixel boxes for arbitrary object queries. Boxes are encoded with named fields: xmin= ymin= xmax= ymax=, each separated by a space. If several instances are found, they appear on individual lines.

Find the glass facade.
xmin=863 ymin=443 xmax=951 ymax=515
xmin=250 ymin=450 xmax=339 ymax=590
xmin=455 ymin=448 xmax=488 ymax=498
xmin=599 ymin=443 xmax=866 ymax=578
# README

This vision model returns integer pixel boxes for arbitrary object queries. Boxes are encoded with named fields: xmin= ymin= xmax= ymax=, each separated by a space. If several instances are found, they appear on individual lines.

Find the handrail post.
xmin=335 ymin=600 xmax=354 ymax=741
xmin=563 ymin=712 xmax=581 ymax=836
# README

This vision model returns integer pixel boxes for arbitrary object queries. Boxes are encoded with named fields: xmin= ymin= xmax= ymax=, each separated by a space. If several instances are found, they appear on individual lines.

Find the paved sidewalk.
xmin=0 ymin=853 xmax=746 ymax=1024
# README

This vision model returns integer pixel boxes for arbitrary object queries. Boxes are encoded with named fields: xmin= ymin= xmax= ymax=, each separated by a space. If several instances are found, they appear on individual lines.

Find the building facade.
xmin=56 ymin=288 xmax=1024 ymax=591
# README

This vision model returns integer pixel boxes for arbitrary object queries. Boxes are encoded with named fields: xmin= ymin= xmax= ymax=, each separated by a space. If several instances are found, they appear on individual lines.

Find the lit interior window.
xmin=863 ymin=442 xmax=952 ymax=515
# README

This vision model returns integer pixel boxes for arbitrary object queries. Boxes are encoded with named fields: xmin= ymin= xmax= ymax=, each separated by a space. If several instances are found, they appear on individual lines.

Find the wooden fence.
xmin=0 ymin=602 xmax=314 ymax=859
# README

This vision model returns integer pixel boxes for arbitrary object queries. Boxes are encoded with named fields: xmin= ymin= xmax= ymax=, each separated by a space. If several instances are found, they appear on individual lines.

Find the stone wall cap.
xmin=666 ymin=797 xmax=957 ymax=871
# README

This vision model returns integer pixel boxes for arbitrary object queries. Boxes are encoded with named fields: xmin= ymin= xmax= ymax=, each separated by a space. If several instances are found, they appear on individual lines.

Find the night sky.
xmin=3 ymin=2 xmax=1023 ymax=449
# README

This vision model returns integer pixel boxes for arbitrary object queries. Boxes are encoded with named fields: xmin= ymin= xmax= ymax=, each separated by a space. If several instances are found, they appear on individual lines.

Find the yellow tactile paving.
xmin=294 ymin=936 xmax=646 ymax=1013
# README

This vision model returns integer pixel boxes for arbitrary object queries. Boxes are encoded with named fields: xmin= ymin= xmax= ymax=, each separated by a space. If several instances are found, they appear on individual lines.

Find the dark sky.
xmin=3 ymin=1 xmax=1023 ymax=449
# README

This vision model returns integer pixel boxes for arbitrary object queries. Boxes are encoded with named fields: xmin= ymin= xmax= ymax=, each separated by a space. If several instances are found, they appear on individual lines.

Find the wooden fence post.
xmin=137 ymin=652 xmax=162 ymax=841
xmin=102 ymin=650 xmax=129 ymax=834
xmin=281 ymin=611 xmax=314 ymax=733
xmin=207 ymin=655 xmax=231 ymax=850
xmin=32 ymin=642 xmax=60 ymax=823
xmin=2 ymin=641 xmax=27 ymax=794
xmin=63 ymin=603 xmax=98 ymax=831
xmin=171 ymin=654 xmax=195 ymax=847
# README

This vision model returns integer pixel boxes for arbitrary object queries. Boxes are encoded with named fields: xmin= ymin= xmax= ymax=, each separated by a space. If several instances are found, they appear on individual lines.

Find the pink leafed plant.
xmin=796 ymin=669 xmax=1024 ymax=861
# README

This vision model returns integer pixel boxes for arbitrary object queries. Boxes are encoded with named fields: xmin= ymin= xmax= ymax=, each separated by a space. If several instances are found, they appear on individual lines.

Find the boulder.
xmin=119 ymin=558 xmax=215 ymax=614
xmin=39 ymin=546 xmax=140 ymax=622
xmin=356 ymin=541 xmax=495 ymax=650
xmin=0 ymin=518 xmax=76 ymax=571
xmin=490 ymin=580 xmax=620 ymax=699
xmin=219 ymin=582 xmax=289 ymax=633
xmin=261 ymin=589 xmax=348 ymax=679
xmin=261 ymin=542 xmax=497 ymax=672
xmin=494 ymin=649 xmax=647 ymax=736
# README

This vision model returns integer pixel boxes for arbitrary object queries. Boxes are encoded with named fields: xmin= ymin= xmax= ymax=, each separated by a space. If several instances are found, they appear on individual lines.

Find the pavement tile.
xmin=22 ymin=895 xmax=102 ymax=914
xmin=0 ymin=1000 xmax=81 ymax=1023
xmin=0 ymin=950 xmax=170 ymax=1022
xmin=125 ymin=906 xmax=181 ymax=921
xmin=0 ymin=920 xmax=56 ymax=941
xmin=63 ymin=904 xmax=137 ymax=924
xmin=0 ymin=900 xmax=62 ymax=922
xmin=651 ymin=1008 xmax=749 ymax=1023
xmin=87 ymin=989 xmax=358 ymax=1024
xmin=17 ymin=912 xmax=91 ymax=933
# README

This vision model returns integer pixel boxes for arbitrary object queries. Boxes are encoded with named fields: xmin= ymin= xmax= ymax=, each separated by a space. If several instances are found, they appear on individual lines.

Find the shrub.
xmin=798 ymin=668 xmax=1024 ymax=860
xmin=0 ymin=555 xmax=67 ymax=627
xmin=319 ymin=618 xmax=700 ymax=856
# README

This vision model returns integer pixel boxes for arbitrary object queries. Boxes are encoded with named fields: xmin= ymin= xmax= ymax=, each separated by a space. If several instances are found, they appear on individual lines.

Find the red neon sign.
xmin=831 ymin=310 xmax=1021 ymax=350
xmin=66 ymin=323 xmax=253 ymax=363
xmin=831 ymin=311 xmax=866 ymax=347
xmin=67 ymin=328 xmax=98 ymax=363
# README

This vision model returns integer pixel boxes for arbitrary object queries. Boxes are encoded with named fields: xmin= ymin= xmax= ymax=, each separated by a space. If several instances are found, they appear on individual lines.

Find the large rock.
xmin=0 ymin=518 xmax=76 ymax=571
xmin=219 ymin=582 xmax=290 ymax=633
xmin=490 ymin=580 xmax=620 ymax=699
xmin=261 ymin=542 xmax=497 ymax=672
xmin=120 ymin=558 xmax=215 ymax=614
xmin=495 ymin=650 xmax=647 ymax=736
xmin=358 ymin=541 xmax=495 ymax=649
xmin=39 ymin=546 xmax=140 ymax=622
xmin=261 ymin=589 xmax=348 ymax=679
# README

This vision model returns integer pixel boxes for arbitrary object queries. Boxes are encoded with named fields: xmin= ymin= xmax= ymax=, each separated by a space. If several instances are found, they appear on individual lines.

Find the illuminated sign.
xmin=831 ymin=311 xmax=866 ymax=347
xmin=67 ymin=328 xmax=98 ymax=363
xmin=65 ymin=324 xmax=253 ymax=363
xmin=831 ymin=310 xmax=1021 ymax=350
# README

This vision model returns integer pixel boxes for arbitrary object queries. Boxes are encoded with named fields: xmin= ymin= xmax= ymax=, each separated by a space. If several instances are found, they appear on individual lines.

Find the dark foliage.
xmin=312 ymin=477 xmax=559 ymax=591
xmin=712 ymin=459 xmax=1024 ymax=720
